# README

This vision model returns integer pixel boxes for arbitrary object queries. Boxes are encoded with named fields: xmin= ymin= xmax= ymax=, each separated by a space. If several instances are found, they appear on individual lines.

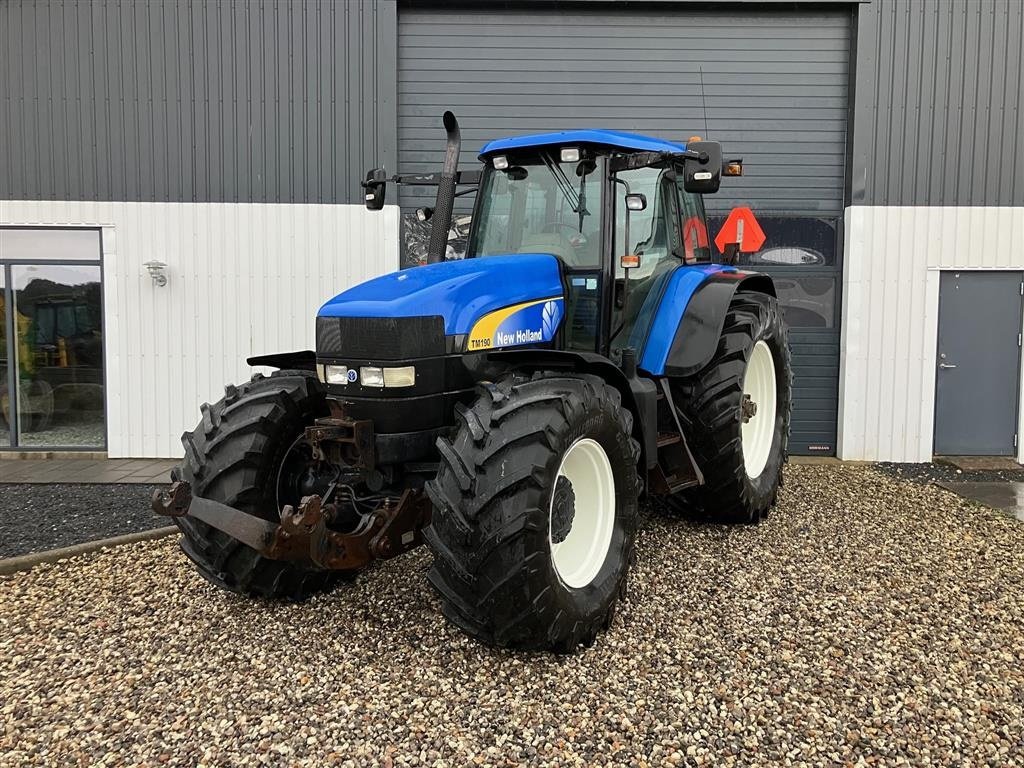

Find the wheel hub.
xmin=741 ymin=394 xmax=758 ymax=423
xmin=550 ymin=475 xmax=576 ymax=544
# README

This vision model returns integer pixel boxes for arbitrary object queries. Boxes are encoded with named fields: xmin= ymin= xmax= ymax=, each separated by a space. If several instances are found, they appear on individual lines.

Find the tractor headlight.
xmin=492 ymin=155 xmax=509 ymax=170
xmin=560 ymin=147 xmax=580 ymax=163
xmin=383 ymin=366 xmax=416 ymax=388
xmin=359 ymin=365 xmax=416 ymax=388
xmin=360 ymin=366 xmax=385 ymax=387
xmin=324 ymin=365 xmax=350 ymax=385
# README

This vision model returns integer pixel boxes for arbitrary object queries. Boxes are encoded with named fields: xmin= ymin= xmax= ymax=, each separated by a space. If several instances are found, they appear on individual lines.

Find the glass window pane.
xmin=11 ymin=263 xmax=105 ymax=447
xmin=0 ymin=228 xmax=102 ymax=262
xmin=0 ymin=269 xmax=9 ymax=447
xmin=772 ymin=275 xmax=837 ymax=328
xmin=705 ymin=216 xmax=838 ymax=268
xmin=611 ymin=167 xmax=679 ymax=352
xmin=468 ymin=159 xmax=602 ymax=268
xmin=675 ymin=184 xmax=712 ymax=262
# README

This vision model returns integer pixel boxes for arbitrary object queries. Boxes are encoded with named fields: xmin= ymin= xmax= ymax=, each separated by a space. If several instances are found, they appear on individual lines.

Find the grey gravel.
xmin=13 ymin=421 xmax=105 ymax=449
xmin=1 ymin=465 xmax=1023 ymax=767
xmin=0 ymin=484 xmax=164 ymax=558
xmin=877 ymin=461 xmax=1024 ymax=486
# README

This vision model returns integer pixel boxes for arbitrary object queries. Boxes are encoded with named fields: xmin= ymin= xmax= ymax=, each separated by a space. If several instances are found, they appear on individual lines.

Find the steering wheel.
xmin=542 ymin=221 xmax=589 ymax=247
xmin=541 ymin=221 xmax=580 ymax=235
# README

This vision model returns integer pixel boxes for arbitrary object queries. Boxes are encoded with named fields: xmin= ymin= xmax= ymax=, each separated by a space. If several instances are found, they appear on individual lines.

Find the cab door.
xmin=608 ymin=167 xmax=684 ymax=357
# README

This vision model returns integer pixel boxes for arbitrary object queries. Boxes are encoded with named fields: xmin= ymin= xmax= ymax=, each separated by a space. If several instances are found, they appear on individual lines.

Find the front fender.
xmin=659 ymin=271 xmax=776 ymax=378
xmin=485 ymin=349 xmax=660 ymax=471
xmin=247 ymin=350 xmax=317 ymax=371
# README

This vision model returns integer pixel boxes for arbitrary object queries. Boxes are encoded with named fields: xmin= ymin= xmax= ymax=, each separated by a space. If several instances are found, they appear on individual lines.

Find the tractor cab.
xmin=469 ymin=132 xmax=725 ymax=358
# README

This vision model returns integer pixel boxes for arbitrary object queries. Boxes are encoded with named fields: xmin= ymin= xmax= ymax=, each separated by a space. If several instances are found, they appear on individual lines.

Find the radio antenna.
xmin=699 ymin=66 xmax=710 ymax=138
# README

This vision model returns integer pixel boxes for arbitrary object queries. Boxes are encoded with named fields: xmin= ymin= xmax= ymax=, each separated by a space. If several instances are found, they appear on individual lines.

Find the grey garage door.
xmin=397 ymin=5 xmax=851 ymax=455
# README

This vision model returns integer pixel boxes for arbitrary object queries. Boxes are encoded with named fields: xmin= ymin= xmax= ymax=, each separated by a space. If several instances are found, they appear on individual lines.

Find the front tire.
xmin=672 ymin=293 xmax=792 ymax=524
xmin=425 ymin=372 xmax=640 ymax=652
xmin=174 ymin=369 xmax=338 ymax=600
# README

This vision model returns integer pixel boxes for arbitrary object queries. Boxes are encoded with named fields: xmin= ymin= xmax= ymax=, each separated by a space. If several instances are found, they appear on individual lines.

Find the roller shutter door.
xmin=397 ymin=5 xmax=851 ymax=455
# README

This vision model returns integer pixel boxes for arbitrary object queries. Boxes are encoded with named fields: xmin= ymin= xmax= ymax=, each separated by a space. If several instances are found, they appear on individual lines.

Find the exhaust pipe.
xmin=426 ymin=111 xmax=461 ymax=265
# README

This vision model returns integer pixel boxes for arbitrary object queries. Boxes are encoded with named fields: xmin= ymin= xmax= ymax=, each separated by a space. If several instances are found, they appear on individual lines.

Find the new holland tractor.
xmin=153 ymin=113 xmax=792 ymax=652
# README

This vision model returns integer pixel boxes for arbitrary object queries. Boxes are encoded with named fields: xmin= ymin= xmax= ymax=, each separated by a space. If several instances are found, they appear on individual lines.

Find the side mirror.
xmin=682 ymin=140 xmax=723 ymax=194
xmin=362 ymin=168 xmax=387 ymax=210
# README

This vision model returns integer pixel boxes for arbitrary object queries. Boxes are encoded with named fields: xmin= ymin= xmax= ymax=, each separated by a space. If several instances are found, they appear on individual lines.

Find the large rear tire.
xmin=425 ymin=372 xmax=640 ymax=652
xmin=173 ymin=369 xmax=338 ymax=600
xmin=671 ymin=293 xmax=792 ymax=524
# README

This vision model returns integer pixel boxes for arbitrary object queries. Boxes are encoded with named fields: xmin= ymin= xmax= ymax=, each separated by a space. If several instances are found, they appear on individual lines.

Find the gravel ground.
xmin=876 ymin=462 xmax=1024 ymax=486
xmin=0 ymin=484 xmax=164 ymax=558
xmin=1 ymin=465 xmax=1023 ymax=767
xmin=15 ymin=421 xmax=106 ymax=448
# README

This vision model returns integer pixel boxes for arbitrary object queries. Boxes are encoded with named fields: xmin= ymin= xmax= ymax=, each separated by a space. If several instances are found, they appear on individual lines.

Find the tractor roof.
xmin=479 ymin=129 xmax=686 ymax=158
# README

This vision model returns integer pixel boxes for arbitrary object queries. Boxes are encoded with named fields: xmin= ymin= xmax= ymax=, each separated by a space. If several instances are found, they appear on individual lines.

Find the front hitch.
xmin=152 ymin=482 xmax=431 ymax=571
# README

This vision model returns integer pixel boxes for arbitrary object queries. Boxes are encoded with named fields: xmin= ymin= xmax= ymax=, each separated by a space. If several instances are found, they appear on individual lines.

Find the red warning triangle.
xmin=714 ymin=207 xmax=766 ymax=254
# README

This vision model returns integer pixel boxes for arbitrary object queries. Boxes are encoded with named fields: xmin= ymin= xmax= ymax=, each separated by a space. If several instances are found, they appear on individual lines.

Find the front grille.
xmin=316 ymin=315 xmax=446 ymax=359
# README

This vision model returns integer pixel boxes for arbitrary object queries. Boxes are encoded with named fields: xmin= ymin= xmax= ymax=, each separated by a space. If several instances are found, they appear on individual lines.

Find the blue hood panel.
xmin=318 ymin=253 xmax=564 ymax=336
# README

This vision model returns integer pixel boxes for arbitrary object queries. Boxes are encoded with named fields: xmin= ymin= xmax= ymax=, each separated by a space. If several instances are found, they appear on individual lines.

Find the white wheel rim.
xmin=741 ymin=340 xmax=778 ymax=479
xmin=548 ymin=438 xmax=616 ymax=589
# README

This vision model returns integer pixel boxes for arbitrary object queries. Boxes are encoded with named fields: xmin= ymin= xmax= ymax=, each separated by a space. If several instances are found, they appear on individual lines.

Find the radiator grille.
xmin=316 ymin=315 xmax=446 ymax=359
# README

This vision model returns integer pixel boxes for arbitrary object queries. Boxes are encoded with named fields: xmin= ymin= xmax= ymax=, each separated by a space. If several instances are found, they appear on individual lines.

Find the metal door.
xmin=934 ymin=271 xmax=1024 ymax=455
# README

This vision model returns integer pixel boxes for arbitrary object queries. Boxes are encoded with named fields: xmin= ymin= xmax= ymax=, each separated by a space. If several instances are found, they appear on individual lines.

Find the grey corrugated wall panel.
xmin=397 ymin=6 xmax=852 ymax=217
xmin=0 ymin=0 xmax=397 ymax=205
xmin=850 ymin=0 xmax=1024 ymax=206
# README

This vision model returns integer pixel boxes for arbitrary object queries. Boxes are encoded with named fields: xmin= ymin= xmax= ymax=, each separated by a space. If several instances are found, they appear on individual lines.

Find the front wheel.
xmin=174 ymin=370 xmax=339 ymax=599
xmin=425 ymin=372 xmax=640 ymax=652
xmin=672 ymin=292 xmax=792 ymax=523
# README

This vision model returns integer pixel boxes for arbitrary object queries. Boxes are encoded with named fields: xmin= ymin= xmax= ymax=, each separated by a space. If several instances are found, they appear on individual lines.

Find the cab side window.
xmin=677 ymin=185 xmax=711 ymax=263
xmin=610 ymin=167 xmax=683 ymax=353
xmin=613 ymin=167 xmax=674 ymax=279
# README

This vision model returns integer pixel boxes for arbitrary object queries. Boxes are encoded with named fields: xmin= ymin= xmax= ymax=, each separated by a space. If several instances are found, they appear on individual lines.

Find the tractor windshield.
xmin=467 ymin=153 xmax=603 ymax=268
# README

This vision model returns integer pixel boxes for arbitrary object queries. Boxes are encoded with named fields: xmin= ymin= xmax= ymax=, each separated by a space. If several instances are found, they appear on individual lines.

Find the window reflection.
xmin=0 ymin=270 xmax=7 ymax=447
xmin=8 ymin=264 xmax=104 ymax=447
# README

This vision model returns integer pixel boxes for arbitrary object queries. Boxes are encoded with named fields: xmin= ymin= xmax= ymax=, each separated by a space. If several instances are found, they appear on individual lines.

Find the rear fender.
xmin=485 ymin=349 xmax=660 ymax=471
xmin=661 ymin=272 xmax=776 ymax=378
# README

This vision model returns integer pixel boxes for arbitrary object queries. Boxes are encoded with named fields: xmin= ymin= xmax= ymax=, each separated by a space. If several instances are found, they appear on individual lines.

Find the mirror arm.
xmin=609 ymin=177 xmax=632 ymax=346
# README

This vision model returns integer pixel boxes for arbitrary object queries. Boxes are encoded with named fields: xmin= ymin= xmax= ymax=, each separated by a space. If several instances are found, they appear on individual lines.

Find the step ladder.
xmin=648 ymin=381 xmax=704 ymax=495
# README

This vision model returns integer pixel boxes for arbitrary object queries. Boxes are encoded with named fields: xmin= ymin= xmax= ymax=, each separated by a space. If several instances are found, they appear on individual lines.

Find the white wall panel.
xmin=840 ymin=206 xmax=1024 ymax=462
xmin=0 ymin=201 xmax=400 ymax=457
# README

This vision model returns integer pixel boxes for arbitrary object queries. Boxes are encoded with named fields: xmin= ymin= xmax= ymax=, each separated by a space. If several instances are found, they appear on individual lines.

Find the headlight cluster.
xmin=317 ymin=364 xmax=415 ymax=388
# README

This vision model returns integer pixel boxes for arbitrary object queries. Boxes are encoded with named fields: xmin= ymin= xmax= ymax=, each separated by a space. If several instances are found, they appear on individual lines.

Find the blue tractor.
xmin=154 ymin=113 xmax=792 ymax=651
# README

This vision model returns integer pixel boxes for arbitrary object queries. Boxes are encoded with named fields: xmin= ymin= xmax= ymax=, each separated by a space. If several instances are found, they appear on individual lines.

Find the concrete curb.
xmin=0 ymin=526 xmax=178 ymax=576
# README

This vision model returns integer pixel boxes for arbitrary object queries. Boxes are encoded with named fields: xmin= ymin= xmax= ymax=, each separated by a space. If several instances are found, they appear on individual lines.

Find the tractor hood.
xmin=318 ymin=253 xmax=565 ymax=341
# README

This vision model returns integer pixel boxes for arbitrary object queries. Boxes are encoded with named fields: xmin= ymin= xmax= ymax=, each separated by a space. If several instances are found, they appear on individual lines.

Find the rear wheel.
xmin=174 ymin=369 xmax=339 ymax=599
xmin=425 ymin=372 xmax=640 ymax=652
xmin=672 ymin=293 xmax=792 ymax=523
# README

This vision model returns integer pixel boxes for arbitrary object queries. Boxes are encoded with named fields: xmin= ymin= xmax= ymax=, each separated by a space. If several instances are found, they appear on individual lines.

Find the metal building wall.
xmin=0 ymin=201 xmax=400 ymax=458
xmin=849 ymin=0 xmax=1024 ymax=207
xmin=840 ymin=0 xmax=1024 ymax=462
xmin=0 ymin=0 xmax=399 ymax=206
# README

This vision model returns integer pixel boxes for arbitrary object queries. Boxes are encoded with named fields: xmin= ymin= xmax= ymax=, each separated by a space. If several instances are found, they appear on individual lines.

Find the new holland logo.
xmin=467 ymin=297 xmax=564 ymax=351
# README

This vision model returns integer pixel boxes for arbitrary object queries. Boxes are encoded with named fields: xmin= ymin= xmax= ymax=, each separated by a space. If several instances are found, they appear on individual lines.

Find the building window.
xmin=0 ymin=228 xmax=105 ymax=450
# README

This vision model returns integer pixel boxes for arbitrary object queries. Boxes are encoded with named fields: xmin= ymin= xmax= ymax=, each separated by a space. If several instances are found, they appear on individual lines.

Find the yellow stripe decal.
xmin=467 ymin=296 xmax=561 ymax=351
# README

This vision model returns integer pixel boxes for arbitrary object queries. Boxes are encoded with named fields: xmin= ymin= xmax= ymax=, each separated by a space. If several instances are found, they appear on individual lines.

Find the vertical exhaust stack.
xmin=426 ymin=111 xmax=461 ymax=264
